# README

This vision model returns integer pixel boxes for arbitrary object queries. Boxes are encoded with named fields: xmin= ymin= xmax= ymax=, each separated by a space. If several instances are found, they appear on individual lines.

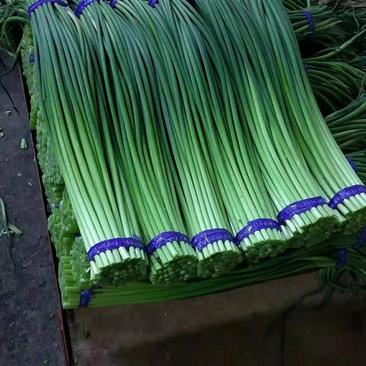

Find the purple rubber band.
xmin=148 ymin=0 xmax=159 ymax=8
xmin=79 ymin=289 xmax=92 ymax=308
xmin=146 ymin=231 xmax=190 ymax=256
xmin=79 ymin=285 xmax=101 ymax=308
xmin=191 ymin=228 xmax=233 ymax=252
xmin=347 ymin=158 xmax=358 ymax=173
xmin=328 ymin=185 xmax=366 ymax=209
xmin=277 ymin=197 xmax=327 ymax=224
xmin=109 ymin=0 xmax=117 ymax=8
xmin=75 ymin=0 xmax=98 ymax=17
xmin=87 ymin=237 xmax=144 ymax=261
xmin=28 ymin=0 xmax=67 ymax=18
xmin=336 ymin=248 xmax=348 ymax=269
xmin=301 ymin=9 xmax=315 ymax=36
xmin=235 ymin=218 xmax=281 ymax=244
xmin=29 ymin=52 xmax=35 ymax=64
xmin=355 ymin=226 xmax=366 ymax=250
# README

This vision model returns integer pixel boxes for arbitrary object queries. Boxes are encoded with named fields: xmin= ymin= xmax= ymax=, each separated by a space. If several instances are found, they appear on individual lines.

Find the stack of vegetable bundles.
xmin=5 ymin=0 xmax=366 ymax=294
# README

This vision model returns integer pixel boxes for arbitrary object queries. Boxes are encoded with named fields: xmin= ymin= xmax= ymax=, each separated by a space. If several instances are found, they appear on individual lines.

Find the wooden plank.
xmin=70 ymin=271 xmax=366 ymax=365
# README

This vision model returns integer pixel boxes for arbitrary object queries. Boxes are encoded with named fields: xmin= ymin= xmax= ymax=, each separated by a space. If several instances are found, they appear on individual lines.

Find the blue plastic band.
xmin=347 ymin=158 xmax=358 ymax=173
xmin=301 ymin=9 xmax=315 ymax=36
xmin=28 ymin=0 xmax=67 ymax=18
xmin=336 ymin=248 xmax=348 ymax=269
xmin=146 ymin=231 xmax=190 ymax=256
xmin=78 ymin=285 xmax=101 ymax=308
xmin=191 ymin=228 xmax=233 ymax=252
xmin=79 ymin=289 xmax=92 ymax=308
xmin=109 ymin=0 xmax=117 ymax=8
xmin=354 ymin=226 xmax=366 ymax=250
xmin=87 ymin=237 xmax=144 ymax=261
xmin=235 ymin=218 xmax=281 ymax=244
xmin=75 ymin=0 xmax=98 ymax=17
xmin=328 ymin=185 xmax=366 ymax=209
xmin=148 ymin=0 xmax=159 ymax=8
xmin=29 ymin=52 xmax=35 ymax=64
xmin=277 ymin=197 xmax=327 ymax=224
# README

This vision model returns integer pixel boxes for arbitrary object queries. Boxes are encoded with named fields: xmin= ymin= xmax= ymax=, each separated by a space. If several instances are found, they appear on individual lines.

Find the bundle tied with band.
xmin=21 ymin=0 xmax=366 ymax=296
xmin=28 ymin=0 xmax=67 ymax=17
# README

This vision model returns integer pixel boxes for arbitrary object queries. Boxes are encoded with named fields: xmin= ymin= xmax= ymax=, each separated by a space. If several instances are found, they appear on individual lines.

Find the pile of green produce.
xmin=2 ymin=0 xmax=366 ymax=308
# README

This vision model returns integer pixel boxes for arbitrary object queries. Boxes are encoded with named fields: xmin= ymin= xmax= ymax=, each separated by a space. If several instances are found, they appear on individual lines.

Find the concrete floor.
xmin=0 ymin=56 xmax=67 ymax=365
